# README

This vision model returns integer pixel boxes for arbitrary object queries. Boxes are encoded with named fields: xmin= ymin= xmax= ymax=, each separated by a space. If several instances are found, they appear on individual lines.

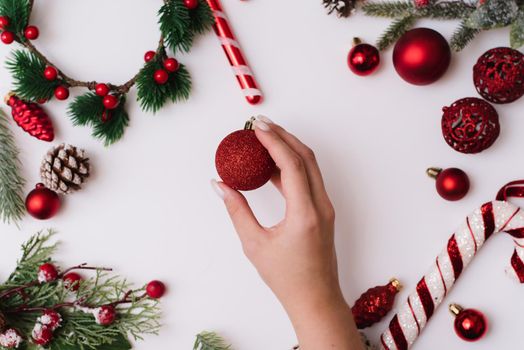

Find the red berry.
xmin=163 ymin=58 xmax=179 ymax=72
xmin=94 ymin=305 xmax=116 ymax=326
xmin=39 ymin=310 xmax=62 ymax=331
xmin=0 ymin=328 xmax=22 ymax=348
xmin=95 ymin=83 xmax=110 ymax=97
xmin=102 ymin=94 xmax=119 ymax=110
xmin=154 ymin=69 xmax=169 ymax=85
xmin=183 ymin=0 xmax=199 ymax=10
xmin=1 ymin=31 xmax=14 ymax=44
xmin=0 ymin=16 xmax=10 ymax=30
xmin=38 ymin=263 xmax=58 ymax=283
xmin=31 ymin=324 xmax=53 ymax=345
xmin=102 ymin=109 xmax=112 ymax=123
xmin=63 ymin=272 xmax=82 ymax=291
xmin=146 ymin=280 xmax=166 ymax=299
xmin=24 ymin=25 xmax=39 ymax=40
xmin=54 ymin=86 xmax=69 ymax=100
xmin=44 ymin=66 xmax=58 ymax=81
xmin=144 ymin=50 xmax=156 ymax=62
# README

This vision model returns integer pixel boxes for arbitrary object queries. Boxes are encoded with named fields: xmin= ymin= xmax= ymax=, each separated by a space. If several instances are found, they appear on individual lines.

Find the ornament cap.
xmin=427 ymin=167 xmax=442 ymax=179
xmin=449 ymin=303 xmax=464 ymax=317
xmin=244 ymin=117 xmax=256 ymax=131
xmin=352 ymin=37 xmax=362 ymax=46
xmin=389 ymin=278 xmax=402 ymax=291
xmin=4 ymin=91 xmax=15 ymax=105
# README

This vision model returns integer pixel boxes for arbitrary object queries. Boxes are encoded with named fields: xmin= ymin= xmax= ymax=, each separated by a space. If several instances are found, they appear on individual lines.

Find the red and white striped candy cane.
xmin=206 ymin=0 xmax=263 ymax=105
xmin=379 ymin=181 xmax=524 ymax=350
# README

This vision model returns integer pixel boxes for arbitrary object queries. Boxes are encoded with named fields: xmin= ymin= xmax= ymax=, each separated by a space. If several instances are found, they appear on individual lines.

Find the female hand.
xmin=212 ymin=116 xmax=363 ymax=350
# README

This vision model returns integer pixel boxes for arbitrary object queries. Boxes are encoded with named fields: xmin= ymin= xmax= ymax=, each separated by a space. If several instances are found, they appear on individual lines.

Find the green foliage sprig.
xmin=194 ymin=331 xmax=232 ymax=350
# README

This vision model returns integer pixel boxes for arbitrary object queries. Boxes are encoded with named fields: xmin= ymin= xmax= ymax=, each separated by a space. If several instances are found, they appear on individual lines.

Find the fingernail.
xmin=257 ymin=115 xmax=273 ymax=124
xmin=211 ymin=179 xmax=225 ymax=200
xmin=253 ymin=119 xmax=271 ymax=131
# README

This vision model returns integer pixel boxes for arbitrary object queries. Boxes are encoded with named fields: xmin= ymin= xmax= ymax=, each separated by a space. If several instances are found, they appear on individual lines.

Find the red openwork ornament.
xmin=441 ymin=97 xmax=500 ymax=154
xmin=473 ymin=47 xmax=524 ymax=104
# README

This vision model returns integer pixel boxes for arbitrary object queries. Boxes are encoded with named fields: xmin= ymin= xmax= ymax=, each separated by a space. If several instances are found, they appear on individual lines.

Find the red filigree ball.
xmin=441 ymin=97 xmax=500 ymax=154
xmin=474 ymin=47 xmax=524 ymax=104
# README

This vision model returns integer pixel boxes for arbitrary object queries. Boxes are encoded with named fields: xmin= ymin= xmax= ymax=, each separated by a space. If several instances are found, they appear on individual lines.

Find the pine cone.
xmin=40 ymin=144 xmax=90 ymax=195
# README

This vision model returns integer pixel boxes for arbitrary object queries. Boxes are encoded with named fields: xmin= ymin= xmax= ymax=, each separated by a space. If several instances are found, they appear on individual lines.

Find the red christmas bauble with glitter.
xmin=184 ymin=0 xmax=199 ymax=10
xmin=473 ymin=47 xmax=524 ymax=104
xmin=432 ymin=168 xmax=470 ymax=201
xmin=24 ymin=25 xmax=39 ymax=40
xmin=441 ymin=97 xmax=500 ymax=154
xmin=95 ymin=83 xmax=110 ymax=97
xmin=215 ymin=121 xmax=276 ymax=191
xmin=393 ymin=28 xmax=451 ymax=85
xmin=146 ymin=280 xmax=166 ymax=299
xmin=451 ymin=305 xmax=487 ymax=342
xmin=347 ymin=41 xmax=380 ymax=76
xmin=154 ymin=69 xmax=169 ymax=85
xmin=63 ymin=272 xmax=82 ymax=291
xmin=26 ymin=184 xmax=61 ymax=220
xmin=1 ymin=31 xmax=14 ymax=44
xmin=54 ymin=86 xmax=70 ymax=100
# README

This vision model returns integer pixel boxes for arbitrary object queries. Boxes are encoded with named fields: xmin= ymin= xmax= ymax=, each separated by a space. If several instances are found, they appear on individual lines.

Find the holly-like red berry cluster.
xmin=0 ymin=15 xmax=39 ymax=44
xmin=145 ymin=51 xmax=180 ymax=85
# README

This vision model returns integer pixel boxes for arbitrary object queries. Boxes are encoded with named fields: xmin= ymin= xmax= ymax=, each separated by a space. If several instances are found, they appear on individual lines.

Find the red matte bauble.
xmin=95 ymin=83 xmax=110 ymax=97
xmin=25 ymin=184 xmax=61 ymax=220
xmin=154 ymin=69 xmax=169 ymax=85
xmin=474 ymin=47 xmax=524 ymax=104
xmin=0 ymin=16 xmax=10 ymax=29
xmin=144 ymin=51 xmax=156 ymax=62
xmin=442 ymin=97 xmax=500 ymax=154
xmin=54 ymin=86 xmax=69 ymax=100
xmin=24 ymin=25 xmax=39 ymax=40
xmin=102 ymin=95 xmax=119 ymax=110
xmin=351 ymin=279 xmax=401 ymax=329
xmin=216 ymin=127 xmax=276 ymax=191
xmin=184 ymin=0 xmax=199 ymax=10
xmin=44 ymin=66 xmax=58 ymax=81
xmin=454 ymin=308 xmax=487 ymax=342
xmin=348 ymin=42 xmax=380 ymax=76
xmin=435 ymin=168 xmax=470 ymax=201
xmin=146 ymin=280 xmax=166 ymax=299
xmin=63 ymin=272 xmax=82 ymax=291
xmin=1 ymin=31 xmax=14 ymax=44
xmin=393 ymin=28 xmax=451 ymax=85
xmin=164 ymin=58 xmax=180 ymax=72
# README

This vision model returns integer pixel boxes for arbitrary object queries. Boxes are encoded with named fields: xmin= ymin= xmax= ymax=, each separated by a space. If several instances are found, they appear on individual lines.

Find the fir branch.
xmin=451 ymin=20 xmax=480 ymax=51
xmin=159 ymin=0 xmax=192 ymax=53
xmin=377 ymin=15 xmax=416 ymax=50
xmin=188 ymin=0 xmax=214 ymax=35
xmin=0 ymin=108 xmax=25 ymax=225
xmin=416 ymin=1 xmax=476 ymax=19
xmin=362 ymin=1 xmax=414 ymax=18
xmin=510 ymin=8 xmax=524 ymax=48
xmin=0 ymin=0 xmax=30 ymax=38
xmin=194 ymin=332 xmax=232 ymax=350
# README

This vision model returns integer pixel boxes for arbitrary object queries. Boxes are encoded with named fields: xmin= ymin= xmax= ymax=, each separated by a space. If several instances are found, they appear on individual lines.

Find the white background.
xmin=1 ymin=1 xmax=524 ymax=349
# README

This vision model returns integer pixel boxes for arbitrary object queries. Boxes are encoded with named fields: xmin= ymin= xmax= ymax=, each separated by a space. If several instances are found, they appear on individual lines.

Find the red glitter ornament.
xmin=5 ymin=94 xmax=55 ymax=142
xmin=25 ymin=184 xmax=61 ymax=220
xmin=427 ymin=167 xmax=470 ymax=201
xmin=441 ymin=97 xmax=500 ymax=154
xmin=63 ymin=272 xmax=82 ymax=291
xmin=215 ymin=118 xmax=276 ymax=191
xmin=351 ymin=279 xmax=402 ymax=329
xmin=146 ymin=280 xmax=166 ymax=299
xmin=393 ymin=28 xmax=451 ymax=85
xmin=347 ymin=38 xmax=380 ymax=76
xmin=450 ymin=304 xmax=487 ymax=342
xmin=1 ymin=31 xmax=14 ymax=44
xmin=473 ymin=47 xmax=524 ymax=104
xmin=24 ymin=25 xmax=39 ymax=40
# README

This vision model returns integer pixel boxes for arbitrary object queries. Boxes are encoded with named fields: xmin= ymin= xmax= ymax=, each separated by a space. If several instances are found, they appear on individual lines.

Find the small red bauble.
xmin=38 ymin=263 xmax=59 ymax=283
xmin=154 ymin=69 xmax=169 ymax=84
xmin=95 ymin=83 xmax=110 ymax=97
xmin=164 ymin=58 xmax=180 ymax=72
xmin=393 ymin=28 xmax=451 ymax=85
xmin=184 ymin=0 xmax=199 ymax=10
xmin=146 ymin=280 xmax=166 ymax=299
xmin=6 ymin=94 xmax=55 ymax=142
xmin=215 ymin=119 xmax=276 ymax=191
xmin=102 ymin=94 xmax=119 ymax=110
xmin=39 ymin=310 xmax=62 ymax=331
xmin=428 ymin=167 xmax=470 ymax=201
xmin=31 ymin=324 xmax=53 ymax=346
xmin=0 ymin=16 xmax=10 ymax=29
xmin=24 ymin=25 xmax=39 ymax=40
xmin=1 ymin=31 xmax=14 ymax=44
xmin=144 ymin=50 xmax=156 ymax=62
xmin=450 ymin=304 xmax=487 ymax=342
xmin=442 ymin=97 xmax=500 ymax=154
xmin=351 ymin=279 xmax=401 ymax=329
xmin=347 ymin=39 xmax=380 ymax=76
xmin=44 ymin=66 xmax=58 ymax=81
xmin=94 ymin=305 xmax=116 ymax=326
xmin=63 ymin=272 xmax=82 ymax=291
xmin=473 ymin=47 xmax=524 ymax=104
xmin=25 ymin=184 xmax=61 ymax=220
xmin=54 ymin=86 xmax=70 ymax=100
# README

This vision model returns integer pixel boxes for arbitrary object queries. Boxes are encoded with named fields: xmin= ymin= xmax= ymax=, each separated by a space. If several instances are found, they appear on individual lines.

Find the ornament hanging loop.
xmin=244 ymin=117 xmax=256 ymax=130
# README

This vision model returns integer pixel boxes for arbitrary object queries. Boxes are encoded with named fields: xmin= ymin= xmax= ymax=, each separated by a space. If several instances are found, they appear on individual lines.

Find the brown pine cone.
xmin=40 ymin=144 xmax=90 ymax=195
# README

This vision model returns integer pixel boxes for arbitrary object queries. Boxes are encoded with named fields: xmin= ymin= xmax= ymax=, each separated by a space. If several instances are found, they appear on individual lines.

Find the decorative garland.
xmin=0 ymin=0 xmax=214 ymax=145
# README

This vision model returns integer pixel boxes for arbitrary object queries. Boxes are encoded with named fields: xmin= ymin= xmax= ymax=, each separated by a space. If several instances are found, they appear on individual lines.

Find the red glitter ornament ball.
xmin=54 ymin=86 xmax=70 ymax=100
xmin=450 ymin=304 xmax=487 ymax=342
xmin=393 ymin=28 xmax=451 ymax=85
xmin=428 ymin=167 xmax=470 ymax=201
xmin=1 ymin=31 xmax=14 ymax=44
xmin=215 ymin=119 xmax=276 ymax=191
xmin=95 ymin=83 xmax=110 ymax=97
xmin=351 ymin=279 xmax=402 ymax=329
xmin=44 ymin=66 xmax=58 ymax=81
xmin=441 ymin=97 xmax=500 ymax=154
xmin=24 ymin=25 xmax=39 ymax=40
xmin=146 ymin=280 xmax=166 ymax=299
xmin=473 ymin=47 xmax=524 ymax=104
xmin=26 ymin=184 xmax=61 ymax=220
xmin=347 ymin=39 xmax=380 ymax=76
xmin=63 ymin=272 xmax=82 ymax=291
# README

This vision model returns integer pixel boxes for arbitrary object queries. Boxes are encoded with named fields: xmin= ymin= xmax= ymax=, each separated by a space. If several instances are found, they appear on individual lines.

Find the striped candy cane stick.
xmin=379 ymin=181 xmax=524 ymax=350
xmin=206 ymin=0 xmax=263 ymax=105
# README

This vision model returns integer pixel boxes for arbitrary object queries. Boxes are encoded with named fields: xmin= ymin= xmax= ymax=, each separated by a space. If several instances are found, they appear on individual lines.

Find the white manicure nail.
xmin=257 ymin=115 xmax=273 ymax=124
xmin=254 ymin=120 xmax=271 ymax=131
xmin=211 ymin=179 xmax=225 ymax=199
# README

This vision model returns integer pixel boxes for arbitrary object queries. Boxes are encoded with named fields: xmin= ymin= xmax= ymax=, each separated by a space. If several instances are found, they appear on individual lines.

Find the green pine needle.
xmin=362 ymin=1 xmax=414 ymax=17
xmin=417 ymin=1 xmax=476 ymax=20
xmin=0 ymin=0 xmax=30 ymax=38
xmin=188 ymin=0 xmax=214 ymax=35
xmin=0 ymin=108 xmax=25 ymax=225
xmin=377 ymin=15 xmax=416 ymax=50
xmin=194 ymin=332 xmax=232 ymax=350
xmin=451 ymin=20 xmax=480 ymax=51
xmin=68 ymin=92 xmax=130 ymax=147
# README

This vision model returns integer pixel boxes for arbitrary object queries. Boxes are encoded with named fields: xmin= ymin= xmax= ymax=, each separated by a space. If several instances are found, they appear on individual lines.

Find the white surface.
xmin=1 ymin=1 xmax=524 ymax=349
